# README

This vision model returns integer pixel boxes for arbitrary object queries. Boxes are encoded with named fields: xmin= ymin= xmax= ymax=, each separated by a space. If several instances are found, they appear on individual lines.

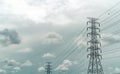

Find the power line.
xmin=101 ymin=19 xmax=120 ymax=32
xmin=98 ymin=1 xmax=120 ymax=18
xmin=27 ymin=24 xmax=86 ymax=63
xmin=100 ymin=9 xmax=120 ymax=23
xmin=54 ymin=26 xmax=87 ymax=67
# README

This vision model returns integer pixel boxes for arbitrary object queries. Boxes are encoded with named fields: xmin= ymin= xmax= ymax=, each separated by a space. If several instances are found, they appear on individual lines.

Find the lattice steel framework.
xmin=87 ymin=17 xmax=104 ymax=74
xmin=45 ymin=62 xmax=52 ymax=74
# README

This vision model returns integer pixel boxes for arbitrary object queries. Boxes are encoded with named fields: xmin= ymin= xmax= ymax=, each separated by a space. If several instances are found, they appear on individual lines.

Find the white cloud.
xmin=21 ymin=60 xmax=33 ymax=67
xmin=55 ymin=60 xmax=77 ymax=71
xmin=107 ymin=67 xmax=120 ymax=74
xmin=42 ymin=53 xmax=55 ymax=58
xmin=1 ymin=0 xmax=47 ymax=24
xmin=0 ymin=0 xmax=118 ymax=28
xmin=0 ymin=0 xmax=73 ymax=25
xmin=114 ymin=67 xmax=120 ymax=73
xmin=8 ymin=60 xmax=20 ymax=66
xmin=41 ymin=32 xmax=64 ymax=44
xmin=0 ymin=0 xmax=118 ymax=29
xmin=74 ymin=35 xmax=87 ymax=47
xmin=0 ymin=69 xmax=6 ymax=74
xmin=108 ymin=67 xmax=114 ymax=70
xmin=56 ymin=66 xmax=69 ymax=71
xmin=72 ymin=61 xmax=78 ymax=65
xmin=17 ymin=48 xmax=32 ymax=53
xmin=1 ymin=59 xmax=21 ymax=72
xmin=38 ymin=67 xmax=45 ymax=72
xmin=13 ymin=67 xmax=21 ymax=72
xmin=101 ymin=34 xmax=120 ymax=46
xmin=46 ymin=14 xmax=73 ymax=26
xmin=2 ymin=59 xmax=9 ymax=64
xmin=2 ymin=59 xmax=20 ymax=68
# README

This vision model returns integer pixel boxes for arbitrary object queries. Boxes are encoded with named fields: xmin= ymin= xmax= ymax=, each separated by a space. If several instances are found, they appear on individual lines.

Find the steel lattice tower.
xmin=87 ymin=17 xmax=104 ymax=74
xmin=45 ymin=62 xmax=52 ymax=74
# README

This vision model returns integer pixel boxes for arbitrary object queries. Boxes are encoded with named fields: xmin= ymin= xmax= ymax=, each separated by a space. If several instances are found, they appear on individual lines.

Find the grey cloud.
xmin=0 ymin=69 xmax=6 ymax=74
xmin=2 ymin=59 xmax=20 ymax=67
xmin=12 ymin=67 xmax=21 ymax=73
xmin=0 ymin=29 xmax=21 ymax=46
xmin=0 ymin=0 xmax=117 ymax=27
xmin=101 ymin=34 xmax=120 ymax=46
xmin=55 ymin=60 xmax=77 ymax=71
xmin=114 ymin=67 xmax=120 ymax=74
xmin=38 ymin=66 xmax=45 ymax=72
xmin=0 ymin=59 xmax=21 ymax=73
xmin=42 ymin=53 xmax=55 ymax=58
xmin=40 ymin=32 xmax=64 ymax=44
xmin=21 ymin=60 xmax=33 ymax=67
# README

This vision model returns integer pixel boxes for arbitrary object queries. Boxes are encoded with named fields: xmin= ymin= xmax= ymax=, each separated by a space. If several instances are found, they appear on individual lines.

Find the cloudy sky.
xmin=0 ymin=0 xmax=120 ymax=74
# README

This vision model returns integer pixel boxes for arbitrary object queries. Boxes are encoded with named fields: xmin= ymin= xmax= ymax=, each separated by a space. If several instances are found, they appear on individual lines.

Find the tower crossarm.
xmin=86 ymin=17 xmax=104 ymax=74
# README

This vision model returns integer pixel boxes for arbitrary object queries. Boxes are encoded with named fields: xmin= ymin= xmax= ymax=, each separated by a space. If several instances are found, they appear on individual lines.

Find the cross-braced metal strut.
xmin=87 ymin=17 xmax=104 ymax=74
xmin=45 ymin=62 xmax=52 ymax=74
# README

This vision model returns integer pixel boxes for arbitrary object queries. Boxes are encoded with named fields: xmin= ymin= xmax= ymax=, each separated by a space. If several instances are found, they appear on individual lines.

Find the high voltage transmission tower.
xmin=45 ymin=62 xmax=52 ymax=74
xmin=87 ymin=17 xmax=104 ymax=74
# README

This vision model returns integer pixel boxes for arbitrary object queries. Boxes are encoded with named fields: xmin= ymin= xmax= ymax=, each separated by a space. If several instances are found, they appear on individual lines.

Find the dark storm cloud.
xmin=0 ymin=29 xmax=21 ymax=46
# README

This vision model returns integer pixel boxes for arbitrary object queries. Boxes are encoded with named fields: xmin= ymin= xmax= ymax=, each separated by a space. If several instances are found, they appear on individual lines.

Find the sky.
xmin=0 ymin=0 xmax=120 ymax=74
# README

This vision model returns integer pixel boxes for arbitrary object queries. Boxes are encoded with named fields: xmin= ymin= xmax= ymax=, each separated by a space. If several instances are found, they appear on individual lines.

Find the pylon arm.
xmin=87 ymin=46 xmax=94 ymax=51
xmin=87 ymin=27 xmax=100 ymax=32
xmin=87 ymin=21 xmax=91 ymax=25
xmin=95 ymin=22 xmax=100 ymax=27
xmin=87 ymin=33 xmax=101 ymax=38
xmin=96 ymin=28 xmax=100 ymax=32
xmin=96 ymin=48 xmax=102 ymax=53
xmin=87 ymin=54 xmax=91 ymax=58
xmin=96 ymin=54 xmax=102 ymax=59
xmin=87 ymin=27 xmax=92 ymax=31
